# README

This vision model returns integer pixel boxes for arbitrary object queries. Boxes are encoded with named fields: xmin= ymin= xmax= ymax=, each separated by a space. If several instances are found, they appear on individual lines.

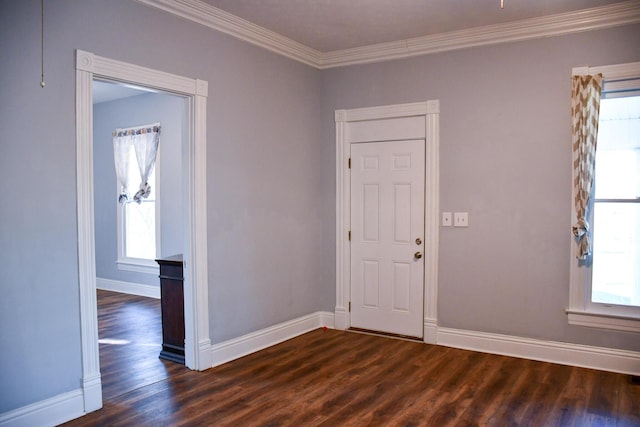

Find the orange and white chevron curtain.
xmin=571 ymin=74 xmax=602 ymax=260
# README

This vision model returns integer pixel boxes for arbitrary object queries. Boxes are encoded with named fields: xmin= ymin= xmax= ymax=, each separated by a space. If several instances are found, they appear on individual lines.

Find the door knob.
xmin=414 ymin=251 xmax=423 ymax=259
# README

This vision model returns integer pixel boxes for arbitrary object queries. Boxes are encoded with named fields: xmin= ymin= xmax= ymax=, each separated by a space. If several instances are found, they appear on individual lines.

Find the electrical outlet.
xmin=442 ymin=212 xmax=452 ymax=227
xmin=454 ymin=212 xmax=469 ymax=227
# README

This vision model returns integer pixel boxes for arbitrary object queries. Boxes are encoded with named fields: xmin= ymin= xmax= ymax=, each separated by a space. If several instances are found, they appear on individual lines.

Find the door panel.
xmin=351 ymin=139 xmax=425 ymax=338
xmin=363 ymin=260 xmax=380 ymax=307
xmin=394 ymin=184 xmax=411 ymax=243
xmin=392 ymin=261 xmax=411 ymax=311
xmin=362 ymin=184 xmax=380 ymax=241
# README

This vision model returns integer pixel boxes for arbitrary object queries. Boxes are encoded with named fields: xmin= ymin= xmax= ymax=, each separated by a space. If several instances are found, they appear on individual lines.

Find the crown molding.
xmin=136 ymin=0 xmax=640 ymax=70
xmin=319 ymin=1 xmax=640 ymax=68
xmin=134 ymin=0 xmax=322 ymax=67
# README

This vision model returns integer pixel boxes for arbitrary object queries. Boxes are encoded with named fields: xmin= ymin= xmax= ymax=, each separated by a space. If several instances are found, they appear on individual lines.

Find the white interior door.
xmin=350 ymin=139 xmax=425 ymax=338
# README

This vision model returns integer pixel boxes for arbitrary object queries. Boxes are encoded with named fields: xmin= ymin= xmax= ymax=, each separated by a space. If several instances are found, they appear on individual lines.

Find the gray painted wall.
xmin=0 ymin=0 xmax=638 ymax=418
xmin=319 ymin=23 xmax=640 ymax=351
xmin=0 ymin=0 xmax=324 ymax=414
xmin=1 ymin=0 xmax=82 ymax=413
xmin=93 ymin=91 xmax=185 ymax=287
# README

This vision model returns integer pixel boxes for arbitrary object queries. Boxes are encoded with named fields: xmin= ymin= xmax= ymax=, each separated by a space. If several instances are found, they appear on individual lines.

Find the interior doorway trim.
xmin=75 ymin=50 xmax=210 ymax=413
xmin=334 ymin=101 xmax=440 ymax=344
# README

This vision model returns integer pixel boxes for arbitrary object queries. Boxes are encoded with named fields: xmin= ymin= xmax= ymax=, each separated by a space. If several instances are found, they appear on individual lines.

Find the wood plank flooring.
xmin=93 ymin=290 xmax=186 ymax=401
xmin=64 ymin=292 xmax=640 ymax=426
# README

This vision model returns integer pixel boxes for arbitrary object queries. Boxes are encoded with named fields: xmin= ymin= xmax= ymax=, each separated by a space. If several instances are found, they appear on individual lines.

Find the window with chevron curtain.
xmin=567 ymin=61 xmax=640 ymax=331
xmin=571 ymin=74 xmax=602 ymax=260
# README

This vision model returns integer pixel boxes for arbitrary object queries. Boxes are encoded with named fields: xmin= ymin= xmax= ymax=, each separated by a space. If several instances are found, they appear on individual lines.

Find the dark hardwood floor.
xmin=64 ymin=292 xmax=640 ymax=426
xmin=93 ymin=290 xmax=187 ymax=401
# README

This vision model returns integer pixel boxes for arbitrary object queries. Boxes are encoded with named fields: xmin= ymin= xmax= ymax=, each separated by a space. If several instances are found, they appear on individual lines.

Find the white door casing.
xmin=335 ymin=101 xmax=440 ymax=343
xmin=75 ymin=50 xmax=210 ymax=413
xmin=350 ymin=140 xmax=425 ymax=337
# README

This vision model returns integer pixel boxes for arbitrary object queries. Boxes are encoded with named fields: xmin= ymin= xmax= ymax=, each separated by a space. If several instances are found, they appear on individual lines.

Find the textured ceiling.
xmin=202 ymin=0 xmax=627 ymax=51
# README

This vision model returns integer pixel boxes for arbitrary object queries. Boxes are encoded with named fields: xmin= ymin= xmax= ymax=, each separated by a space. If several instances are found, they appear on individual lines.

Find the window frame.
xmin=567 ymin=61 xmax=640 ymax=333
xmin=116 ymin=147 xmax=161 ymax=275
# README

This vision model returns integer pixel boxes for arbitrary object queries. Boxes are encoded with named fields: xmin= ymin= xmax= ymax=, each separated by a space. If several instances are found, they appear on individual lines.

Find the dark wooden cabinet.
xmin=156 ymin=254 xmax=185 ymax=364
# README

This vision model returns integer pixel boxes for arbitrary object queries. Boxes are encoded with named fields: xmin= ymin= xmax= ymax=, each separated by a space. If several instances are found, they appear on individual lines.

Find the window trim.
xmin=116 ymin=148 xmax=161 ymax=274
xmin=568 ymin=61 xmax=640 ymax=332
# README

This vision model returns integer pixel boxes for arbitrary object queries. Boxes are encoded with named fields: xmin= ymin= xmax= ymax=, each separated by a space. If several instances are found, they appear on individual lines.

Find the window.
xmin=116 ymin=144 xmax=161 ymax=274
xmin=591 ymin=96 xmax=640 ymax=308
xmin=568 ymin=62 xmax=640 ymax=332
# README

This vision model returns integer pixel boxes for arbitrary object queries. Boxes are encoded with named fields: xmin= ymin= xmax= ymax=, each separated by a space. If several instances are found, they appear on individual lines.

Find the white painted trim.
xmin=135 ymin=0 xmax=640 ymax=69
xmin=116 ymin=261 xmax=159 ymax=275
xmin=437 ymin=327 xmax=640 ymax=376
xmin=76 ymin=50 xmax=200 ymax=94
xmin=337 ymin=101 xmax=434 ymax=122
xmin=567 ymin=310 xmax=640 ymax=333
xmin=333 ymin=307 xmax=348 ymax=331
xmin=134 ymin=0 xmax=321 ymax=68
xmin=205 ymin=311 xmax=334 ymax=368
xmin=423 ymin=102 xmax=440 ymax=336
xmin=185 ymin=78 xmax=212 ymax=370
xmin=320 ymin=2 xmax=640 ymax=69
xmin=80 ymin=374 xmax=101 ymax=420
xmin=423 ymin=318 xmax=438 ymax=345
xmin=96 ymin=277 xmax=160 ymax=299
xmin=75 ymin=64 xmax=102 ymax=414
xmin=116 ymin=258 xmax=160 ymax=275
xmin=572 ymin=60 xmax=640 ymax=79
xmin=75 ymin=50 xmax=210 ymax=419
xmin=0 ymin=389 xmax=84 ymax=427
xmin=335 ymin=101 xmax=440 ymax=340
xmin=334 ymin=111 xmax=349 ymax=330
xmin=318 ymin=311 xmax=336 ymax=329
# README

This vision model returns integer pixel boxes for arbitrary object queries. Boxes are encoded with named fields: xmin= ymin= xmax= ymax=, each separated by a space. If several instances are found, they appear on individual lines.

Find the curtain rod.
xmin=113 ymin=122 xmax=161 ymax=137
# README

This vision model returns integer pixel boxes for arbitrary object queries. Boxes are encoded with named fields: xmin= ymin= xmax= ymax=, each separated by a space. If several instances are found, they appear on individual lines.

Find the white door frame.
xmin=334 ymin=101 xmax=439 ymax=343
xmin=75 ymin=50 xmax=210 ymax=413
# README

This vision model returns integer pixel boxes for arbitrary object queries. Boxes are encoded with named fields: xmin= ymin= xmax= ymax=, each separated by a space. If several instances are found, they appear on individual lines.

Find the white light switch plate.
xmin=442 ymin=212 xmax=452 ymax=227
xmin=454 ymin=212 xmax=469 ymax=227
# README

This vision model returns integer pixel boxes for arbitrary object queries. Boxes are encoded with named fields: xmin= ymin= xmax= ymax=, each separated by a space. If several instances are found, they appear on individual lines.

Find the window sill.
xmin=117 ymin=259 xmax=159 ymax=275
xmin=567 ymin=310 xmax=640 ymax=333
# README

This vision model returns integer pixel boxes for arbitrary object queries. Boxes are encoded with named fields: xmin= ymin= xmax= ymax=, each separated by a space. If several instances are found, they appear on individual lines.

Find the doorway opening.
xmin=92 ymin=80 xmax=187 ymax=400
xmin=75 ymin=50 xmax=209 ymax=413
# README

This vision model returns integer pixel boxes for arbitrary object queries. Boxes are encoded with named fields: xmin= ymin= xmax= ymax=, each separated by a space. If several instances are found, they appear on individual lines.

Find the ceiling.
xmin=201 ymin=0 xmax=627 ymax=52
xmin=93 ymin=80 xmax=148 ymax=104
xmin=96 ymin=1 xmax=636 ymax=102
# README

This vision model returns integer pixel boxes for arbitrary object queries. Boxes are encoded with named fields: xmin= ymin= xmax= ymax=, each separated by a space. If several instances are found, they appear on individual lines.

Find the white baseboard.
xmin=437 ymin=327 xmax=640 ymax=375
xmin=205 ymin=311 xmax=334 ymax=368
xmin=332 ymin=310 xmax=639 ymax=375
xmin=333 ymin=306 xmax=347 ymax=330
xmin=318 ymin=311 xmax=335 ymax=329
xmin=96 ymin=277 xmax=160 ymax=299
xmin=0 ymin=389 xmax=84 ymax=427
xmin=423 ymin=318 xmax=438 ymax=344
xmin=82 ymin=373 xmax=103 ymax=413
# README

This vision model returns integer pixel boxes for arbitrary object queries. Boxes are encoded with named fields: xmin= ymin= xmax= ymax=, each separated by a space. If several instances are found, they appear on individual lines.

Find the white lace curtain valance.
xmin=113 ymin=123 xmax=161 ymax=204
